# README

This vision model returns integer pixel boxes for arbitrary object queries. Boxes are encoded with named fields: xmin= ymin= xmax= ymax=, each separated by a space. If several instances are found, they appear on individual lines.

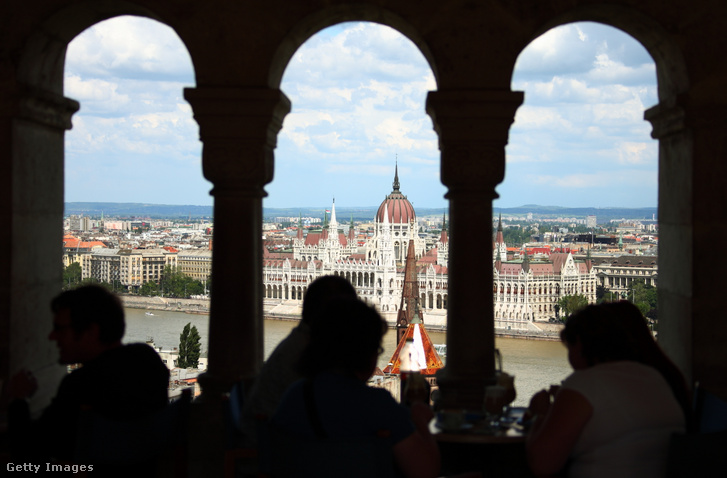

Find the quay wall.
xmin=121 ymin=296 xmax=562 ymax=340
xmin=121 ymin=295 xmax=210 ymax=314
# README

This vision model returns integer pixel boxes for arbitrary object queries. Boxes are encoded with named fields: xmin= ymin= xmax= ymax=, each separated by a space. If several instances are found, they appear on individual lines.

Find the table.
xmin=430 ymin=414 xmax=534 ymax=478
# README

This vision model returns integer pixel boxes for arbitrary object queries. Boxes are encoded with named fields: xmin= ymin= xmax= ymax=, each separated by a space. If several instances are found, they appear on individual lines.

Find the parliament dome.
xmin=376 ymin=166 xmax=416 ymax=224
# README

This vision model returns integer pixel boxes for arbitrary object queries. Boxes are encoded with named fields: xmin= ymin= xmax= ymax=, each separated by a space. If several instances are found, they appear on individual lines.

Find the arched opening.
xmin=266 ymin=20 xmax=441 ymax=329
xmin=506 ymin=11 xmax=690 ymax=376
xmin=503 ymin=21 xmax=658 ymax=322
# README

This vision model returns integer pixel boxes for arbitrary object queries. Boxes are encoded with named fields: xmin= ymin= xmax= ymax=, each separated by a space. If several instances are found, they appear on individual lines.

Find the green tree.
xmin=627 ymin=279 xmax=658 ymax=320
xmin=502 ymin=226 xmax=532 ymax=247
xmin=558 ymin=294 xmax=589 ymax=321
xmin=161 ymin=265 xmax=205 ymax=298
xmin=139 ymin=281 xmax=159 ymax=296
xmin=178 ymin=322 xmax=201 ymax=369
xmin=62 ymin=262 xmax=83 ymax=290
xmin=596 ymin=284 xmax=607 ymax=302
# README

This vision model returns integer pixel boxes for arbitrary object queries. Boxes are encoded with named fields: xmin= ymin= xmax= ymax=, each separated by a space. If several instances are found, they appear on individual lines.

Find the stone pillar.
xmin=183 ymin=87 xmax=289 ymax=476
xmin=185 ymin=86 xmax=290 ymax=393
xmin=648 ymin=97 xmax=727 ymax=399
xmin=0 ymin=84 xmax=78 ymax=412
xmin=426 ymin=89 xmax=523 ymax=410
xmin=644 ymin=101 xmax=692 ymax=384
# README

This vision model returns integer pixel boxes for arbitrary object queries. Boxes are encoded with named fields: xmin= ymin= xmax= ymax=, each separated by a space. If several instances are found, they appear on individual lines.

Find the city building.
xmin=62 ymin=234 xmax=107 ymax=267
xmin=80 ymin=248 xmax=178 ymax=290
xmin=592 ymin=255 xmax=658 ymax=297
xmin=3 ymin=2 xmax=726 ymax=472
xmin=263 ymin=171 xmax=595 ymax=329
xmin=493 ymin=218 xmax=597 ymax=329
xmin=177 ymin=249 xmax=213 ymax=285
xmin=264 ymin=167 xmax=439 ymax=321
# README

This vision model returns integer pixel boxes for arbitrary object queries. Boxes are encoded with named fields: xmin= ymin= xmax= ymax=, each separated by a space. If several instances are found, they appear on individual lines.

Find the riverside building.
xmin=5 ymin=3 xmax=724 ymax=471
xmin=262 ymin=169 xmax=596 ymax=330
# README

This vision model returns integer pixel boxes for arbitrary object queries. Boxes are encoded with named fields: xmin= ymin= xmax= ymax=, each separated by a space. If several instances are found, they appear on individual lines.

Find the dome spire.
xmin=393 ymin=157 xmax=400 ymax=192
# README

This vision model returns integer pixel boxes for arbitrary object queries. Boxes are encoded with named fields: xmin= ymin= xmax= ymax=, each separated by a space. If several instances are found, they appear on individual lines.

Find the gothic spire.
xmin=393 ymin=159 xmax=400 ymax=192
xmin=495 ymin=213 xmax=505 ymax=245
xmin=330 ymin=197 xmax=338 ymax=227
xmin=522 ymin=247 xmax=530 ymax=273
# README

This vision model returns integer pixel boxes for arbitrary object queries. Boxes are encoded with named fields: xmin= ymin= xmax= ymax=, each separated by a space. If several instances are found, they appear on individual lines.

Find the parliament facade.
xmin=2 ymin=1 xmax=725 ymax=474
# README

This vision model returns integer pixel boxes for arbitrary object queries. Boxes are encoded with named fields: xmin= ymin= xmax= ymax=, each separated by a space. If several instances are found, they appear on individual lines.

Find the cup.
xmin=484 ymin=385 xmax=507 ymax=418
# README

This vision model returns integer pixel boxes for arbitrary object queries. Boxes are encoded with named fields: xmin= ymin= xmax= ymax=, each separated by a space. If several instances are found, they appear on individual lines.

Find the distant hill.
xmin=65 ymin=202 xmax=656 ymax=224
xmin=495 ymin=205 xmax=658 ymax=223
xmin=64 ymin=202 xmax=213 ymax=218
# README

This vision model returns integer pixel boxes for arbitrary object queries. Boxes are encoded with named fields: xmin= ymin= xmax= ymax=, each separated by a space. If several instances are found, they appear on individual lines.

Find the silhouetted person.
xmin=272 ymin=297 xmax=440 ymax=478
xmin=526 ymin=303 xmax=685 ymax=478
xmin=7 ymin=285 xmax=169 ymax=462
xmin=240 ymin=274 xmax=357 ymax=444
xmin=603 ymin=301 xmax=692 ymax=428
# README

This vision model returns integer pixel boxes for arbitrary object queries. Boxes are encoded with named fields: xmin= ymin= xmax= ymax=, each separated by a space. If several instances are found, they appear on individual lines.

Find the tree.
xmin=139 ymin=281 xmax=159 ymax=296
xmin=558 ymin=294 xmax=589 ymax=321
xmin=596 ymin=284 xmax=607 ymax=302
xmin=178 ymin=322 xmax=201 ymax=369
xmin=62 ymin=262 xmax=83 ymax=290
xmin=627 ymin=279 xmax=658 ymax=320
xmin=161 ymin=265 xmax=205 ymax=298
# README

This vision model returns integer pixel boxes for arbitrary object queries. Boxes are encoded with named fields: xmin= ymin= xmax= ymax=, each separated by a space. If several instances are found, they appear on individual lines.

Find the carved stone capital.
xmin=426 ymin=89 xmax=523 ymax=193
xmin=644 ymin=102 xmax=685 ymax=139
xmin=17 ymin=86 xmax=79 ymax=130
xmin=184 ymin=87 xmax=291 ymax=190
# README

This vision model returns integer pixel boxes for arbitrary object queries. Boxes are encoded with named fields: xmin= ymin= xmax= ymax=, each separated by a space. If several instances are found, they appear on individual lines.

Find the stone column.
xmin=426 ymin=89 xmax=523 ymax=410
xmin=644 ymin=101 xmax=691 ymax=384
xmin=183 ymin=87 xmax=289 ymax=476
xmin=184 ymin=86 xmax=291 ymax=394
xmin=0 ymin=85 xmax=78 ymax=412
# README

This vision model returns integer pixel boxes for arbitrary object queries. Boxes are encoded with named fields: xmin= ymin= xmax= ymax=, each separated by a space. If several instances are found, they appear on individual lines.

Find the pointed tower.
xmin=437 ymin=212 xmax=449 ymax=267
xmin=325 ymin=198 xmax=342 ymax=262
xmin=321 ymin=209 xmax=329 ymax=240
xmin=439 ymin=212 xmax=448 ymax=245
xmin=494 ymin=213 xmax=507 ymax=262
xmin=521 ymin=247 xmax=530 ymax=273
xmin=396 ymin=239 xmax=420 ymax=343
xmin=329 ymin=197 xmax=338 ymax=231
xmin=379 ymin=203 xmax=394 ymax=267
xmin=375 ymin=161 xmax=418 ymax=263
xmin=348 ymin=215 xmax=355 ymax=243
xmin=585 ymin=247 xmax=593 ymax=271
xmin=296 ymin=213 xmax=304 ymax=241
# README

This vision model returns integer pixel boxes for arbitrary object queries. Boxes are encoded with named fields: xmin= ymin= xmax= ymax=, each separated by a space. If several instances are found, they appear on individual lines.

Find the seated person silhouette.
xmin=526 ymin=303 xmax=686 ymax=478
xmin=239 ymin=274 xmax=357 ymax=444
xmin=7 ymin=285 xmax=170 ymax=463
xmin=603 ymin=301 xmax=692 ymax=428
xmin=271 ymin=297 xmax=440 ymax=478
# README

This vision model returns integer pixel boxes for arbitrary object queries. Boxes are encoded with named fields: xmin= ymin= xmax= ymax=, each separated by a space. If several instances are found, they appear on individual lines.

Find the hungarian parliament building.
xmin=262 ymin=168 xmax=598 ymax=331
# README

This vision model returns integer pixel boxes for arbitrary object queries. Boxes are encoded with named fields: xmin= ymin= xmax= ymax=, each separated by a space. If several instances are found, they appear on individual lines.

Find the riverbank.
xmin=122 ymin=295 xmax=210 ymax=314
xmin=121 ymin=295 xmax=562 ymax=340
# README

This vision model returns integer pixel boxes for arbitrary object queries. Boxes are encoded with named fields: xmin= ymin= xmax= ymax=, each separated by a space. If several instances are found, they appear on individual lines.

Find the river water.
xmin=124 ymin=308 xmax=571 ymax=407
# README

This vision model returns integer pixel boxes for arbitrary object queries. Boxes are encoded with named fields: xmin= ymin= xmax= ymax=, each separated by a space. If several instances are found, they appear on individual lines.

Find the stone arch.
xmin=510 ymin=8 xmax=691 ymax=368
xmin=267 ymin=6 xmax=440 ymax=89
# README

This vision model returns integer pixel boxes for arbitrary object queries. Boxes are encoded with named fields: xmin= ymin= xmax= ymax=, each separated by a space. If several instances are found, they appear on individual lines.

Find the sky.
xmin=64 ymin=17 xmax=658 ymax=210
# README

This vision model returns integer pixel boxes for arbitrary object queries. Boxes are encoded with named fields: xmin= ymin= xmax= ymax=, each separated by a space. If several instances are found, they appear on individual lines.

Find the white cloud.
xmin=66 ymin=16 xmax=194 ymax=81
xmin=616 ymin=141 xmax=655 ymax=165
xmin=63 ymin=17 xmax=657 ymax=209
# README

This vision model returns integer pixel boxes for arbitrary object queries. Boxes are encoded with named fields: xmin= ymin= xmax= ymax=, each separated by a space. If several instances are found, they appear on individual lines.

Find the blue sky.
xmin=64 ymin=18 xmax=658 ymax=210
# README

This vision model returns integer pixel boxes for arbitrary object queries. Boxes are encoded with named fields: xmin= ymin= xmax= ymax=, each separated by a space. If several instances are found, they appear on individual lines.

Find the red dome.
xmin=376 ymin=166 xmax=416 ymax=224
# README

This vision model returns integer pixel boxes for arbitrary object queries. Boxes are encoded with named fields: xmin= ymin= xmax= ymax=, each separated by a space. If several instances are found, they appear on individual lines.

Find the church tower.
xmin=494 ymin=213 xmax=507 ymax=262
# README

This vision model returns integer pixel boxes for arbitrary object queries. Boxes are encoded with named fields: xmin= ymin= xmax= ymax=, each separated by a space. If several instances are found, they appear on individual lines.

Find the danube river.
xmin=124 ymin=308 xmax=571 ymax=407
